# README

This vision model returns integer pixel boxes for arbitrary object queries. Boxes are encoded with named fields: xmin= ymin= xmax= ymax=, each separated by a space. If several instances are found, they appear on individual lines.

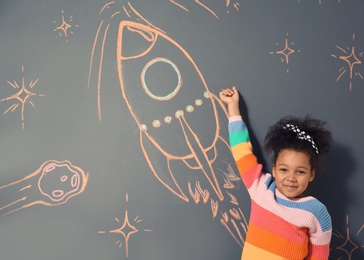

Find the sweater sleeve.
xmin=307 ymin=204 xmax=332 ymax=260
xmin=228 ymin=116 xmax=261 ymax=189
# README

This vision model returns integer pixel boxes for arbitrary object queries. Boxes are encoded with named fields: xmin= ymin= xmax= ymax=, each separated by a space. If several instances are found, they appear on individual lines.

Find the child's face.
xmin=272 ymin=149 xmax=315 ymax=199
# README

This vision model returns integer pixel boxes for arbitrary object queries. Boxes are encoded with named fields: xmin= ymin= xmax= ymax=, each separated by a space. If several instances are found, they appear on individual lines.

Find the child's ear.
xmin=309 ymin=169 xmax=315 ymax=182
xmin=272 ymin=164 xmax=276 ymax=178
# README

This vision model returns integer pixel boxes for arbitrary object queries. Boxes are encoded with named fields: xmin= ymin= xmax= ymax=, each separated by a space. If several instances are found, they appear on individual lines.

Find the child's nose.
xmin=286 ymin=173 xmax=297 ymax=182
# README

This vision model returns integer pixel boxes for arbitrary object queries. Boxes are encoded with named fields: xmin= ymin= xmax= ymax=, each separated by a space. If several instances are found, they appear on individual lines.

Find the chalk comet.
xmin=0 ymin=160 xmax=88 ymax=218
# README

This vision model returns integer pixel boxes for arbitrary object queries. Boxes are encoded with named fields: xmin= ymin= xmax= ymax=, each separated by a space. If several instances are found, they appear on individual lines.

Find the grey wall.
xmin=0 ymin=1 xmax=363 ymax=259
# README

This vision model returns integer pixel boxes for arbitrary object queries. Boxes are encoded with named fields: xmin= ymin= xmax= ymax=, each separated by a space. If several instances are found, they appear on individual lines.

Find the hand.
xmin=219 ymin=86 xmax=240 ymax=117
xmin=219 ymin=86 xmax=239 ymax=105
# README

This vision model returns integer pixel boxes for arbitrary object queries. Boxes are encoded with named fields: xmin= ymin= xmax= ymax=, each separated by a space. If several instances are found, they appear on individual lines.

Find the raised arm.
xmin=219 ymin=88 xmax=260 ymax=186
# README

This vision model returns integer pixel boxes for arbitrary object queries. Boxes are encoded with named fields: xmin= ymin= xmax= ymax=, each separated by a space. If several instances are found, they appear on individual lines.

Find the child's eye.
xmin=297 ymin=171 xmax=305 ymax=174
xmin=279 ymin=168 xmax=287 ymax=172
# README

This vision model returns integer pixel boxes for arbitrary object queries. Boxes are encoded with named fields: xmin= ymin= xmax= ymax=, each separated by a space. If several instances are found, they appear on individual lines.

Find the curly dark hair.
xmin=263 ymin=115 xmax=333 ymax=169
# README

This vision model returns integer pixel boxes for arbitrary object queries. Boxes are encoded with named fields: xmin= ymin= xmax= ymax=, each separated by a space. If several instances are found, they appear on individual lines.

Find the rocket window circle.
xmin=141 ymin=58 xmax=182 ymax=101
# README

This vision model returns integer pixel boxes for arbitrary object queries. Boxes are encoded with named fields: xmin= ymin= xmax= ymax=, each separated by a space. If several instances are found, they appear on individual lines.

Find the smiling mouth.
xmin=284 ymin=185 xmax=298 ymax=190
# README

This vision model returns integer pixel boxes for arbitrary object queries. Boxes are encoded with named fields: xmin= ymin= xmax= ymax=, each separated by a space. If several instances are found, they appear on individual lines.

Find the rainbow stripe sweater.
xmin=229 ymin=116 xmax=331 ymax=260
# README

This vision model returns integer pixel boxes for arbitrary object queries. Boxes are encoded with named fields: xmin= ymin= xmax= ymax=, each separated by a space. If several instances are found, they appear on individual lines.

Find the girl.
xmin=219 ymin=87 xmax=333 ymax=260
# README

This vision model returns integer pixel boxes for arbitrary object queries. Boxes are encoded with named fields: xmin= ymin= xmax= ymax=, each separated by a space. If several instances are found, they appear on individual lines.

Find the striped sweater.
xmin=229 ymin=116 xmax=331 ymax=260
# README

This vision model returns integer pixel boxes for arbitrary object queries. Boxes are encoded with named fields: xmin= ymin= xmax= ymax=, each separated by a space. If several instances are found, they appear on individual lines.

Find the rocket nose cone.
xmin=118 ymin=21 xmax=157 ymax=59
